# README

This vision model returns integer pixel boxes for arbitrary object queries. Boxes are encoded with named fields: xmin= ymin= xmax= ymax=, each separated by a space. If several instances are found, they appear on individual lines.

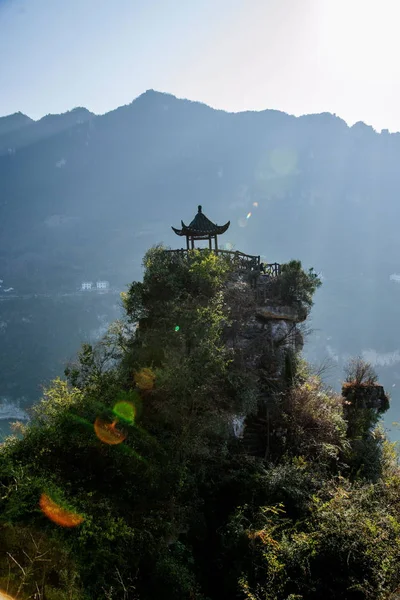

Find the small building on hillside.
xmin=81 ymin=282 xmax=93 ymax=291
xmin=96 ymin=281 xmax=110 ymax=290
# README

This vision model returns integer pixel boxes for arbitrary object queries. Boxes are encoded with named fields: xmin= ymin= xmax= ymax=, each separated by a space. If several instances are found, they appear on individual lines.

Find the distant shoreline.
xmin=0 ymin=290 xmax=123 ymax=301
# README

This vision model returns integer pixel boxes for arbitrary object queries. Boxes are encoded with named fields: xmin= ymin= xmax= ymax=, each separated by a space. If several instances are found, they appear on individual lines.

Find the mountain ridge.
xmin=1 ymin=89 xmax=388 ymax=133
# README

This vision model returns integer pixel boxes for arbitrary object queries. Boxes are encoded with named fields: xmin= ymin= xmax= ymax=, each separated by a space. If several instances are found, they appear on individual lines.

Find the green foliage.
xmin=341 ymin=358 xmax=391 ymax=481
xmin=282 ymin=376 xmax=348 ymax=463
xmin=31 ymin=377 xmax=84 ymax=424
xmin=0 ymin=246 xmax=399 ymax=600
xmin=219 ymin=475 xmax=400 ymax=600
xmin=0 ymin=524 xmax=85 ymax=600
xmin=270 ymin=260 xmax=322 ymax=315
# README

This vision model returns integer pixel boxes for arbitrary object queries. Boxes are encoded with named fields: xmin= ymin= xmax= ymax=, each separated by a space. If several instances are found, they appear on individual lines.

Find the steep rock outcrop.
xmin=227 ymin=275 xmax=305 ymax=443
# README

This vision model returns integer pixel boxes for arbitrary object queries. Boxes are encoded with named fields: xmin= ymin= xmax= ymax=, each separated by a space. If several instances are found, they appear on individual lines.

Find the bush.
xmin=344 ymin=357 xmax=378 ymax=386
xmin=269 ymin=260 xmax=321 ymax=314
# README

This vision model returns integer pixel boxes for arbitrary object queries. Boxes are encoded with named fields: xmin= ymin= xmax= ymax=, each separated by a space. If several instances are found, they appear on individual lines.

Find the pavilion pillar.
xmin=214 ymin=235 xmax=218 ymax=251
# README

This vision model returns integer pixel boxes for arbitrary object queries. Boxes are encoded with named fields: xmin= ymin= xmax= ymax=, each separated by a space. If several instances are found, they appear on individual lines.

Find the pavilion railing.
xmin=261 ymin=263 xmax=281 ymax=277
xmin=164 ymin=248 xmax=281 ymax=274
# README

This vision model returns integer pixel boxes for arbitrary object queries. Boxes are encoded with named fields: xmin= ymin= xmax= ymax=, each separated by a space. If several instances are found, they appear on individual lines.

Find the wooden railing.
xmin=164 ymin=248 xmax=282 ymax=274
xmin=262 ymin=262 xmax=281 ymax=277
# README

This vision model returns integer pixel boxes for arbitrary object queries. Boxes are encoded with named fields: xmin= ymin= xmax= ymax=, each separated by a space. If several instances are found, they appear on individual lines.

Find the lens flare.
xmin=246 ymin=212 xmax=252 ymax=219
xmin=238 ymin=217 xmax=247 ymax=228
xmin=113 ymin=401 xmax=135 ymax=424
xmin=270 ymin=147 xmax=298 ymax=176
xmin=39 ymin=493 xmax=84 ymax=528
xmin=134 ymin=368 xmax=155 ymax=391
xmin=0 ymin=592 xmax=16 ymax=600
xmin=174 ymin=325 xmax=180 ymax=332
xmin=253 ymin=201 xmax=258 ymax=207
xmin=94 ymin=418 xmax=126 ymax=445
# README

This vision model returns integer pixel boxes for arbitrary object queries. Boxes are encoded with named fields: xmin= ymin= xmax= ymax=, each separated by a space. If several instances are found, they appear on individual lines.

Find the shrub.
xmin=269 ymin=260 xmax=321 ymax=314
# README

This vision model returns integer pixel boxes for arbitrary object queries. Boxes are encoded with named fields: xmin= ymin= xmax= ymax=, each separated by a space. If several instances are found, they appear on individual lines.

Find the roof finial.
xmin=198 ymin=205 xmax=202 ymax=213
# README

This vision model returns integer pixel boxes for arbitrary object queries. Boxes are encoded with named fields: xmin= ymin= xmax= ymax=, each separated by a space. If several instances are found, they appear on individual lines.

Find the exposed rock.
xmin=225 ymin=272 xmax=310 ymax=449
xmin=342 ymin=383 xmax=389 ymax=412
xmin=232 ymin=415 xmax=246 ymax=439
xmin=256 ymin=304 xmax=305 ymax=322
xmin=226 ymin=277 xmax=305 ymax=373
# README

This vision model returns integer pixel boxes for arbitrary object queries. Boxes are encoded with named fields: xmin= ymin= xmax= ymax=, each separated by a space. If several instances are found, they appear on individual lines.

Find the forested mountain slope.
xmin=1 ymin=90 xmax=399 ymax=433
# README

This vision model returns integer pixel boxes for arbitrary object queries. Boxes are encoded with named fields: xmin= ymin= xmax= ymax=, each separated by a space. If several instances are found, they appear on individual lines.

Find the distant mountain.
xmin=0 ymin=106 xmax=95 ymax=155
xmin=0 ymin=89 xmax=399 ymax=435
xmin=0 ymin=112 xmax=33 ymax=136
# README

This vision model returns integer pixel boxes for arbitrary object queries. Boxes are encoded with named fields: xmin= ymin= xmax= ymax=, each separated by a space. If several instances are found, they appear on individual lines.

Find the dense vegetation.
xmin=0 ymin=248 xmax=399 ymax=599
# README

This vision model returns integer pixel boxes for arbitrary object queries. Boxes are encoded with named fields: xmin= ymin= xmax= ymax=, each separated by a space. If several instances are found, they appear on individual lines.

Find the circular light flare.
xmin=39 ymin=493 xmax=84 ymax=528
xmin=94 ymin=418 xmax=126 ymax=445
xmin=269 ymin=148 xmax=298 ymax=176
xmin=238 ymin=217 xmax=247 ymax=228
xmin=134 ymin=368 xmax=155 ymax=391
xmin=246 ymin=212 xmax=252 ymax=219
xmin=113 ymin=401 xmax=136 ymax=424
xmin=174 ymin=325 xmax=180 ymax=332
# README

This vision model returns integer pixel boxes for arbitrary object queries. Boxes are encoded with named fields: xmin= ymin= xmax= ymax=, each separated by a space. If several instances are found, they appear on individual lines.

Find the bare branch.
xmin=7 ymin=552 xmax=26 ymax=576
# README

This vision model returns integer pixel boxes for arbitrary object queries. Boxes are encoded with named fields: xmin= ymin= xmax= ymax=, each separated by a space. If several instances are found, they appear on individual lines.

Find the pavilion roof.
xmin=172 ymin=205 xmax=230 ymax=237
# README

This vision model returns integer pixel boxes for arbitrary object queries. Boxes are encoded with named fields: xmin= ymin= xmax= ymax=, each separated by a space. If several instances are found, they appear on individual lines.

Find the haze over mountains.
xmin=0 ymin=89 xmax=399 ymax=437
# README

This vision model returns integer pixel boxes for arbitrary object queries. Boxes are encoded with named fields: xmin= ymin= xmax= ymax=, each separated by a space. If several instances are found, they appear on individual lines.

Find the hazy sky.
xmin=1 ymin=0 xmax=400 ymax=131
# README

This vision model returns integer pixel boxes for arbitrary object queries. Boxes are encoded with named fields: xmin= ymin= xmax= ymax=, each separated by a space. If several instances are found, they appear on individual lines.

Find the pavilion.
xmin=171 ymin=205 xmax=230 ymax=251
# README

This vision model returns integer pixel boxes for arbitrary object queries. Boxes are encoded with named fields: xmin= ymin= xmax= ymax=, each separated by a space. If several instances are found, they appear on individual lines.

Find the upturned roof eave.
xmin=171 ymin=221 xmax=230 ymax=236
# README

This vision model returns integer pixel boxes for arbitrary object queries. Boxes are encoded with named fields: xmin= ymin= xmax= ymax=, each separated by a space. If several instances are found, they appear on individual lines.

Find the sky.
xmin=1 ymin=0 xmax=400 ymax=131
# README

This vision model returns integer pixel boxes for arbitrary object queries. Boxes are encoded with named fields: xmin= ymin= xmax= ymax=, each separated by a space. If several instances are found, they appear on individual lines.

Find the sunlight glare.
xmin=0 ymin=592 xmax=16 ymax=600
xmin=317 ymin=0 xmax=399 ymax=81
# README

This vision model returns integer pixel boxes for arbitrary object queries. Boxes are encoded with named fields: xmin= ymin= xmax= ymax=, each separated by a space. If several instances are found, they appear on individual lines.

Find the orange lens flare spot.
xmin=0 ymin=592 xmax=16 ymax=600
xmin=134 ymin=368 xmax=155 ymax=390
xmin=94 ymin=418 xmax=126 ymax=445
xmin=0 ymin=591 xmax=16 ymax=600
xmin=39 ymin=493 xmax=84 ymax=528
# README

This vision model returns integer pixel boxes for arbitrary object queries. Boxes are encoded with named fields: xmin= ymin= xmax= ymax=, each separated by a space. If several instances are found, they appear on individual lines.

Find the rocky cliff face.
xmin=226 ymin=273 xmax=304 ymax=368
xmin=226 ymin=273 xmax=305 ymax=444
